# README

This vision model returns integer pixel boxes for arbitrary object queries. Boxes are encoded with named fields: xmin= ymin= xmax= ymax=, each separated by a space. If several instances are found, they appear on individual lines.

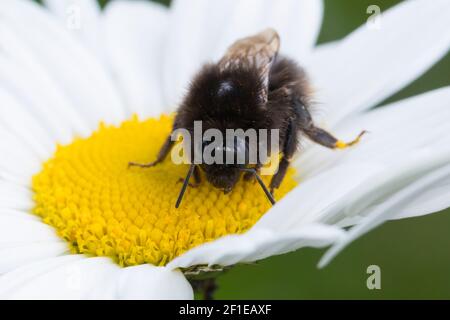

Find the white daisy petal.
xmin=0 ymin=215 xmax=61 ymax=246
xmin=0 ymin=22 xmax=93 ymax=139
xmin=393 ymin=174 xmax=450 ymax=220
xmin=163 ymin=0 xmax=240 ymax=108
xmin=0 ymin=256 xmax=118 ymax=299
xmin=43 ymin=0 xmax=105 ymax=60
xmin=0 ymin=242 xmax=68 ymax=274
xmin=0 ymin=256 xmax=192 ymax=300
xmin=328 ymin=149 xmax=450 ymax=228
xmin=0 ymin=55 xmax=83 ymax=144
xmin=164 ymin=0 xmax=323 ymax=108
xmin=0 ymin=182 xmax=33 ymax=211
xmin=319 ymin=157 xmax=450 ymax=268
xmin=255 ymin=163 xmax=382 ymax=230
xmin=308 ymin=0 xmax=450 ymax=125
xmin=0 ymin=0 xmax=125 ymax=128
xmin=117 ymin=265 xmax=193 ymax=300
xmin=0 ymin=255 xmax=84 ymax=298
xmin=167 ymin=223 xmax=344 ymax=268
xmin=0 ymin=89 xmax=54 ymax=159
xmin=244 ymin=224 xmax=343 ymax=263
xmin=298 ymin=87 xmax=450 ymax=180
xmin=266 ymin=0 xmax=323 ymax=59
xmin=290 ymin=88 xmax=450 ymax=226
xmin=0 ymin=129 xmax=41 ymax=186
xmin=214 ymin=0 xmax=324 ymax=59
xmin=214 ymin=0 xmax=272 ymax=58
xmin=0 ymin=209 xmax=39 ymax=222
xmin=103 ymin=0 xmax=168 ymax=117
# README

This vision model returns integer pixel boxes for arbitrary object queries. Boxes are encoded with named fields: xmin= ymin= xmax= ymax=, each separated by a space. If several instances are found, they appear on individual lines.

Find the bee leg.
xmin=269 ymin=157 xmax=290 ymax=194
xmin=128 ymin=135 xmax=174 ymax=168
xmin=269 ymin=118 xmax=298 ymax=193
xmin=304 ymin=127 xmax=367 ymax=150
xmin=294 ymin=99 xmax=366 ymax=149
xmin=193 ymin=166 xmax=201 ymax=185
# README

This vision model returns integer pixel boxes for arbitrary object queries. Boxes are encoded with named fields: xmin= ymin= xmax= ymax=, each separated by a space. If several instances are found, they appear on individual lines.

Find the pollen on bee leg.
xmin=31 ymin=114 xmax=297 ymax=267
xmin=335 ymin=130 xmax=368 ymax=149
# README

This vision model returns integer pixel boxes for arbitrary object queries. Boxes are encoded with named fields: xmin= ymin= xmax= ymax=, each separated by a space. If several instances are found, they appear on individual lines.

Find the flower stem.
xmin=191 ymin=278 xmax=218 ymax=300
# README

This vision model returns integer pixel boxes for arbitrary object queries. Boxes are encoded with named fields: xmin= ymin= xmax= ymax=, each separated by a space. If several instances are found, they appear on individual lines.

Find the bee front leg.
xmin=269 ymin=118 xmax=298 ymax=193
xmin=294 ymin=100 xmax=366 ymax=150
xmin=269 ymin=157 xmax=291 ymax=194
xmin=128 ymin=135 xmax=174 ymax=168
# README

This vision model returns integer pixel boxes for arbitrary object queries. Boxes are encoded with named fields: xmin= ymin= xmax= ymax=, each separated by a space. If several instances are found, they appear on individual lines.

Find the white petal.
xmin=0 ymin=256 xmax=192 ymax=300
xmin=297 ymin=87 xmax=450 ymax=180
xmin=43 ymin=0 xmax=106 ymax=61
xmin=319 ymin=156 xmax=450 ymax=268
xmin=256 ymin=162 xmax=382 ymax=229
xmin=213 ymin=0 xmax=275 ymax=58
xmin=0 ymin=256 xmax=118 ymax=299
xmin=0 ymin=182 xmax=33 ymax=211
xmin=0 ymin=0 xmax=125 ymax=128
xmin=295 ymin=88 xmax=450 ymax=227
xmin=213 ymin=0 xmax=324 ymax=59
xmin=167 ymin=223 xmax=343 ymax=268
xmin=29 ymin=258 xmax=119 ymax=300
xmin=163 ymin=0 xmax=323 ymax=108
xmin=0 ymin=88 xmax=55 ymax=159
xmin=117 ymin=265 xmax=193 ymax=300
xmin=393 ymin=173 xmax=450 ymax=220
xmin=265 ymin=0 xmax=323 ymax=59
xmin=0 ymin=23 xmax=93 ymax=139
xmin=0 ymin=242 xmax=68 ymax=274
xmin=0 ymin=54 xmax=85 ymax=143
xmin=0 ymin=215 xmax=61 ymax=246
xmin=0 ymin=255 xmax=84 ymax=298
xmin=163 ymin=0 xmax=241 ymax=108
xmin=0 ymin=209 xmax=40 ymax=222
xmin=308 ymin=0 xmax=450 ymax=125
xmin=103 ymin=0 xmax=168 ymax=117
xmin=0 ymin=129 xmax=41 ymax=186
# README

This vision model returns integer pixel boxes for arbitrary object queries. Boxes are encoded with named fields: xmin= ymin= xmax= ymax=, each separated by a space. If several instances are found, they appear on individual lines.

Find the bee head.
xmin=200 ymin=136 xmax=249 ymax=193
xmin=202 ymin=164 xmax=242 ymax=194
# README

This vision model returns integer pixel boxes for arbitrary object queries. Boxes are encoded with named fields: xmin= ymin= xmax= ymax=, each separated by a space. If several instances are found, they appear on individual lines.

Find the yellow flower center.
xmin=32 ymin=115 xmax=297 ymax=267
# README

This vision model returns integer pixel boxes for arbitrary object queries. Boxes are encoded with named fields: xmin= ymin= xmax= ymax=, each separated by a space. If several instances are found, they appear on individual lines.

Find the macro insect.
xmin=129 ymin=29 xmax=365 ymax=208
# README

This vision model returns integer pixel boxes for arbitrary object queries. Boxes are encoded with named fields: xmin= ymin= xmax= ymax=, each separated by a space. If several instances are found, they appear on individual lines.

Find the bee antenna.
xmin=176 ymin=164 xmax=196 ymax=209
xmin=241 ymin=168 xmax=276 ymax=206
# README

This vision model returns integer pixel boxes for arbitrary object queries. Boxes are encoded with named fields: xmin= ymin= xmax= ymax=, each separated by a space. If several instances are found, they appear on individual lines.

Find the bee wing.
xmin=219 ymin=29 xmax=280 ymax=100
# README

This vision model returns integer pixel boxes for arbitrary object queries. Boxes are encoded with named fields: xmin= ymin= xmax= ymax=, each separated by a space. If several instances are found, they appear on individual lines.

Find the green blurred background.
xmin=35 ymin=0 xmax=450 ymax=299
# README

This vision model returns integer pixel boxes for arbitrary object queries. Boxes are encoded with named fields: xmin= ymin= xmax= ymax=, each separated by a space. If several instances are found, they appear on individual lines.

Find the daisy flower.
xmin=0 ymin=0 xmax=450 ymax=299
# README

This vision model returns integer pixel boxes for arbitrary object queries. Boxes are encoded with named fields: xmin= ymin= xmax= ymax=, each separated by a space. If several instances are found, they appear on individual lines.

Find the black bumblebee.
xmin=130 ymin=29 xmax=365 ymax=208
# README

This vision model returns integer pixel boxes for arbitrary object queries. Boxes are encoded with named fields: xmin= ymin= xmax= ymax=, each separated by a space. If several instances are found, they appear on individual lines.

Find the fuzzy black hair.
xmin=175 ymin=63 xmax=270 ymax=132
